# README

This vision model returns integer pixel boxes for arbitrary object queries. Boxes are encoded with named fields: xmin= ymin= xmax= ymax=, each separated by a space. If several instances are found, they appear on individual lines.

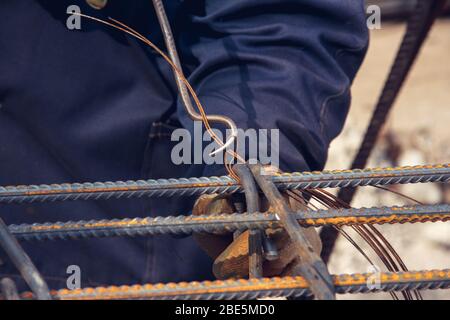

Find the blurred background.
xmin=325 ymin=0 xmax=450 ymax=299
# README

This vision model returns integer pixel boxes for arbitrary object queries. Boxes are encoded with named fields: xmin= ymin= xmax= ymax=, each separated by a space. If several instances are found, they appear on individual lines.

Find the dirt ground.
xmin=325 ymin=19 xmax=450 ymax=299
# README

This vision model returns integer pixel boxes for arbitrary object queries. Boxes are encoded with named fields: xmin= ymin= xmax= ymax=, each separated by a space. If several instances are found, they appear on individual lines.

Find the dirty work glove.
xmin=192 ymin=193 xmax=322 ymax=279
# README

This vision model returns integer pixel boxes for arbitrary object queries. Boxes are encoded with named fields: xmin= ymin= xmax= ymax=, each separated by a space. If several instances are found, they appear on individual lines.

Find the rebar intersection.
xmin=0 ymin=163 xmax=449 ymax=300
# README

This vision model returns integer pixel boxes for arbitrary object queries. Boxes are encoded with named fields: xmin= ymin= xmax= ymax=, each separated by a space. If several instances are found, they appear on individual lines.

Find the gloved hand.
xmin=192 ymin=193 xmax=322 ymax=279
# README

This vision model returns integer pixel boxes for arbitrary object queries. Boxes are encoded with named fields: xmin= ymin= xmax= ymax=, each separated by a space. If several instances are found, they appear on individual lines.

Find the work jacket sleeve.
xmin=178 ymin=0 xmax=369 ymax=176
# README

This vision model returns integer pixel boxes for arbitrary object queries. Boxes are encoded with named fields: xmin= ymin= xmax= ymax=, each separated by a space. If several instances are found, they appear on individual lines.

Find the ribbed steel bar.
xmin=0 ymin=218 xmax=51 ymax=300
xmin=8 ymin=204 xmax=450 ymax=242
xmin=233 ymin=164 xmax=263 ymax=279
xmin=17 ymin=269 xmax=450 ymax=300
xmin=0 ymin=164 xmax=448 ymax=204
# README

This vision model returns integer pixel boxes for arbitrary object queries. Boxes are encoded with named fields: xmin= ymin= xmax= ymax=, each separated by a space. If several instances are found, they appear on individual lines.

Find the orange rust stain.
xmin=20 ymin=268 xmax=450 ymax=300
xmin=30 ymin=218 xmax=153 ymax=232
xmin=27 ymin=213 xmax=450 ymax=234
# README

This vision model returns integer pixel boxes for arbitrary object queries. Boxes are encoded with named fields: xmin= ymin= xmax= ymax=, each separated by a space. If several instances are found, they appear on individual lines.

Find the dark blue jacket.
xmin=0 ymin=0 xmax=368 ymax=289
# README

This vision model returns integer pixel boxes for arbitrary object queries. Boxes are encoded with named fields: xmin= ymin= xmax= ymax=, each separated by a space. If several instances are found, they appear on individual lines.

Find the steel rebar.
xmin=0 ymin=164 xmax=448 ymax=204
xmin=0 ymin=218 xmax=50 ymax=300
xmin=8 ymin=204 xmax=449 ymax=242
xmin=233 ymin=164 xmax=263 ymax=279
xmin=17 ymin=269 xmax=450 ymax=300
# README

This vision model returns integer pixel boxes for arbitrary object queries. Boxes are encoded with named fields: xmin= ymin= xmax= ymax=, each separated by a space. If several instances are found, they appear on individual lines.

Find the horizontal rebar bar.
xmin=17 ymin=269 xmax=450 ymax=300
xmin=9 ymin=204 xmax=450 ymax=241
xmin=0 ymin=164 xmax=448 ymax=204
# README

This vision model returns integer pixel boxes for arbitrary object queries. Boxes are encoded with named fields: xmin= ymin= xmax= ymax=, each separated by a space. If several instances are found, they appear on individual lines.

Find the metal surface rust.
xmin=0 ymin=164 xmax=448 ymax=204
xmin=8 ymin=204 xmax=450 ymax=241
xmin=16 ymin=269 xmax=450 ymax=300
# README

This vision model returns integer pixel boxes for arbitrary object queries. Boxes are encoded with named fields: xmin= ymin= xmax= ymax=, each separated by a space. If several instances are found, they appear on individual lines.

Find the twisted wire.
xmin=0 ymin=164 xmax=448 ymax=204
xmin=17 ymin=269 xmax=450 ymax=300
xmin=9 ymin=204 xmax=450 ymax=241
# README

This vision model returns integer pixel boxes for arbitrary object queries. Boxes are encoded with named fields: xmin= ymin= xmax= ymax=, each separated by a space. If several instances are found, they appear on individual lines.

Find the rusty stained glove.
xmin=192 ymin=193 xmax=322 ymax=280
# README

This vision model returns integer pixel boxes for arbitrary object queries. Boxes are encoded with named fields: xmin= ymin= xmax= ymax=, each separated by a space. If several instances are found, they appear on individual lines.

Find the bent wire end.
xmin=152 ymin=0 xmax=240 ymax=160
xmin=209 ymin=131 xmax=237 ymax=156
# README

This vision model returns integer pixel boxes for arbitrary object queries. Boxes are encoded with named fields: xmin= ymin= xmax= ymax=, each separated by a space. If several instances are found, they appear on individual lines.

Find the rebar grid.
xmin=1 ymin=164 xmax=448 ymax=300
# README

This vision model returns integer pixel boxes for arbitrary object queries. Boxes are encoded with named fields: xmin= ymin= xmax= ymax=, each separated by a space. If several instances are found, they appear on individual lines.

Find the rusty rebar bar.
xmin=8 ymin=204 xmax=449 ymax=242
xmin=0 ymin=164 xmax=448 ymax=204
xmin=17 ymin=269 xmax=450 ymax=300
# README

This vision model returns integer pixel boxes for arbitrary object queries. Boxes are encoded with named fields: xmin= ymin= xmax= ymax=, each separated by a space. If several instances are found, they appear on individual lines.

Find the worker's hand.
xmin=192 ymin=193 xmax=322 ymax=279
